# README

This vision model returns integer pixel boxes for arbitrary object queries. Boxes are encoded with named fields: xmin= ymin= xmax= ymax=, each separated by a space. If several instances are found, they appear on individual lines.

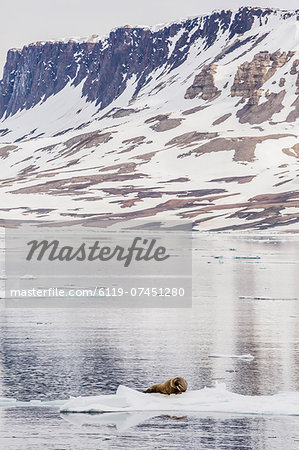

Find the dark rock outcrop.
xmin=184 ymin=64 xmax=220 ymax=100
xmin=231 ymin=50 xmax=294 ymax=105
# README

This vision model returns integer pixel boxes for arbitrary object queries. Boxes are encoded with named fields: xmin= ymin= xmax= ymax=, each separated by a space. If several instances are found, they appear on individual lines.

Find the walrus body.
xmin=144 ymin=377 xmax=188 ymax=395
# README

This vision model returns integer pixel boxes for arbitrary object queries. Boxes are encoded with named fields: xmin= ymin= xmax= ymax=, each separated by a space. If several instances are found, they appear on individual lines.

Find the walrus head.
xmin=171 ymin=377 xmax=188 ymax=394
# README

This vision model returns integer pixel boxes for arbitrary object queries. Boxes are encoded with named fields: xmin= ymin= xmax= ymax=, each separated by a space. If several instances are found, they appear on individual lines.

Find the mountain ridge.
xmin=1 ymin=6 xmax=297 ymax=120
xmin=0 ymin=6 xmax=298 ymax=230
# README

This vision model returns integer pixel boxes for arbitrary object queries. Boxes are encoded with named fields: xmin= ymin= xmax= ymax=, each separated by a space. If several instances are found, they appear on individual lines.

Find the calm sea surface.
xmin=0 ymin=234 xmax=298 ymax=449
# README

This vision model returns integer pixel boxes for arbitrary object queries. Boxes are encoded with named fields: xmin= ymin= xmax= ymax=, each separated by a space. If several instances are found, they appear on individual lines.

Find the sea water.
xmin=0 ymin=233 xmax=298 ymax=449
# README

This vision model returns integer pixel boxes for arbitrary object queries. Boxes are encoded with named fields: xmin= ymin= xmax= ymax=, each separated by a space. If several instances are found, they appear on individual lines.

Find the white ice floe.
xmin=0 ymin=397 xmax=65 ymax=407
xmin=1 ymin=384 xmax=299 ymax=416
xmin=208 ymin=354 xmax=254 ymax=360
xmin=239 ymin=296 xmax=298 ymax=301
xmin=59 ymin=384 xmax=299 ymax=416
xmin=233 ymin=256 xmax=261 ymax=260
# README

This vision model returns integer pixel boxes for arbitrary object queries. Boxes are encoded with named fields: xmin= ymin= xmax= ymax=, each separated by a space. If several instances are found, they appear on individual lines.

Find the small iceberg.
xmin=20 ymin=274 xmax=36 ymax=280
xmin=59 ymin=384 xmax=299 ymax=416
xmin=234 ymin=256 xmax=261 ymax=260
xmin=208 ymin=353 xmax=254 ymax=360
xmin=0 ymin=397 xmax=17 ymax=407
xmin=239 ymin=296 xmax=297 ymax=301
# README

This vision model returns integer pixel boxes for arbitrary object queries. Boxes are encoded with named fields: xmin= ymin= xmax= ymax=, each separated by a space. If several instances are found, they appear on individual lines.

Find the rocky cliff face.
xmin=231 ymin=50 xmax=294 ymax=105
xmin=0 ymin=7 xmax=280 ymax=119
xmin=184 ymin=64 xmax=220 ymax=100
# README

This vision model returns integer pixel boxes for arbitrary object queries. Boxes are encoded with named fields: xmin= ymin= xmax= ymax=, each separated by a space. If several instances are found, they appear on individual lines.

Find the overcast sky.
xmin=0 ymin=0 xmax=297 ymax=75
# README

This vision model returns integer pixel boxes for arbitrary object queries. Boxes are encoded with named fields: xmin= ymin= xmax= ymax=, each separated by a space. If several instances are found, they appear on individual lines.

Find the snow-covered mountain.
xmin=0 ymin=7 xmax=298 ymax=230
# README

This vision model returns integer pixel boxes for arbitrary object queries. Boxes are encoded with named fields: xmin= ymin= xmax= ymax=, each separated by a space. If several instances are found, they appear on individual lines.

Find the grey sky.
xmin=0 ymin=0 xmax=298 ymax=75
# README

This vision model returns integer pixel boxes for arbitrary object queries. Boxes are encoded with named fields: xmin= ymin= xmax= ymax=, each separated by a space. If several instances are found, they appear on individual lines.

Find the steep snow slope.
xmin=0 ymin=7 xmax=298 ymax=230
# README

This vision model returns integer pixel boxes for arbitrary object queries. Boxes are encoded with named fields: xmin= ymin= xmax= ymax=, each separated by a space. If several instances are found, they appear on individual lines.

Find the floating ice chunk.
xmin=208 ymin=353 xmax=254 ymax=360
xmin=2 ymin=386 xmax=299 ymax=417
xmin=234 ymin=256 xmax=261 ymax=260
xmin=20 ymin=274 xmax=36 ymax=280
xmin=0 ymin=397 xmax=17 ymax=406
xmin=0 ymin=398 xmax=66 ymax=408
xmin=60 ymin=384 xmax=299 ymax=416
xmin=240 ymin=296 xmax=297 ymax=301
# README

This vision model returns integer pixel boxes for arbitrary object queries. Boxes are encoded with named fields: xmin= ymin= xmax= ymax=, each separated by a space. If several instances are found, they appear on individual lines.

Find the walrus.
xmin=144 ymin=377 xmax=188 ymax=395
